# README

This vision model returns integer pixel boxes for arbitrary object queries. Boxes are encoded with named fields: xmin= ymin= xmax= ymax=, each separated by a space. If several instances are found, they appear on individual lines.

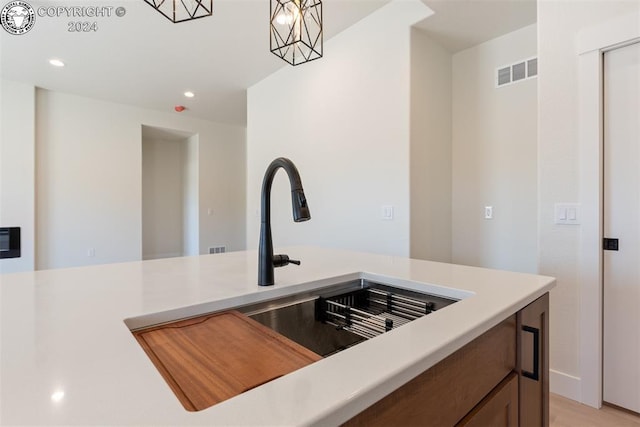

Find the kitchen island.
xmin=0 ymin=247 xmax=554 ymax=425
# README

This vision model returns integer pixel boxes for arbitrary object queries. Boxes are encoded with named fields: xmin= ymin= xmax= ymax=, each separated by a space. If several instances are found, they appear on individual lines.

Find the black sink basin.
xmin=247 ymin=298 xmax=365 ymax=357
xmin=241 ymin=279 xmax=457 ymax=357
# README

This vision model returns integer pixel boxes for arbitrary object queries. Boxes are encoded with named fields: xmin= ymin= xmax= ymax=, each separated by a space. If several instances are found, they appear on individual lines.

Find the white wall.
xmin=142 ymin=137 xmax=185 ymax=260
xmin=35 ymin=89 xmax=245 ymax=270
xmin=538 ymin=0 xmax=640 ymax=402
xmin=0 ymin=80 xmax=35 ymax=274
xmin=410 ymin=28 xmax=452 ymax=263
xmin=246 ymin=0 xmax=431 ymax=256
xmin=452 ymin=24 xmax=538 ymax=274
xmin=198 ymin=128 xmax=245 ymax=255
xmin=183 ymin=135 xmax=199 ymax=256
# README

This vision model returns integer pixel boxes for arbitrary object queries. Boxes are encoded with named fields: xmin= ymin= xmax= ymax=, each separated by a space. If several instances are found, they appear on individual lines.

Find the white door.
xmin=603 ymin=41 xmax=640 ymax=413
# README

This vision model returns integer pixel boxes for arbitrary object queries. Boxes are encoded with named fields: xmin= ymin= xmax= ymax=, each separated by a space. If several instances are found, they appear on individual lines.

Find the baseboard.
xmin=550 ymin=369 xmax=582 ymax=402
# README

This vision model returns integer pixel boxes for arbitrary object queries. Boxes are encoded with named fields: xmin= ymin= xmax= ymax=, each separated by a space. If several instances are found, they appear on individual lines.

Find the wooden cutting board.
xmin=133 ymin=310 xmax=322 ymax=411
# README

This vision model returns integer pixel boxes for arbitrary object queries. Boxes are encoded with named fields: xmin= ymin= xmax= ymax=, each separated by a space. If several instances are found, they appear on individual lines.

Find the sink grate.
xmin=318 ymin=287 xmax=438 ymax=340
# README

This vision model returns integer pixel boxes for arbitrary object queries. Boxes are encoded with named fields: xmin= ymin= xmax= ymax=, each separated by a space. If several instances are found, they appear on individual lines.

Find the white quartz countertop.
xmin=0 ymin=247 xmax=555 ymax=426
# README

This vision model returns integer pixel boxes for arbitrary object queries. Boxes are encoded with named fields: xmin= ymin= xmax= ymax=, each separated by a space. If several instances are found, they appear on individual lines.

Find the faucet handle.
xmin=273 ymin=254 xmax=301 ymax=267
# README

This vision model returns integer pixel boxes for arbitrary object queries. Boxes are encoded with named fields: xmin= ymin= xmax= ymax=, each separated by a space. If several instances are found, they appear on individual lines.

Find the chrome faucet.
xmin=258 ymin=158 xmax=311 ymax=286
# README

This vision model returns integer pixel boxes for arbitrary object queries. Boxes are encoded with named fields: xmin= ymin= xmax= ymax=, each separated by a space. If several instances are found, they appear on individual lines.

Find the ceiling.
xmin=142 ymin=124 xmax=195 ymax=141
xmin=416 ymin=0 xmax=537 ymax=53
xmin=0 ymin=0 xmax=536 ymax=126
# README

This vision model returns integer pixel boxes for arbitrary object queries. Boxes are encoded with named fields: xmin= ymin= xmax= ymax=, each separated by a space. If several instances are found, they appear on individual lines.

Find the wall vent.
xmin=496 ymin=57 xmax=537 ymax=88
xmin=527 ymin=58 xmax=538 ymax=77
xmin=209 ymin=246 xmax=226 ymax=254
xmin=497 ymin=66 xmax=511 ymax=86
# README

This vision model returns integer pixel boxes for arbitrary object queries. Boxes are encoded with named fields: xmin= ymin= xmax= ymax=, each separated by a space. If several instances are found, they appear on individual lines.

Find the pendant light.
xmin=144 ymin=0 xmax=212 ymax=23
xmin=270 ymin=0 xmax=323 ymax=66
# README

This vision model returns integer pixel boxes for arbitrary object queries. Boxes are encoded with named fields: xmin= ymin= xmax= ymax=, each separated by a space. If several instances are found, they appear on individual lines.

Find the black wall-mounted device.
xmin=603 ymin=237 xmax=619 ymax=251
xmin=0 ymin=227 xmax=21 ymax=259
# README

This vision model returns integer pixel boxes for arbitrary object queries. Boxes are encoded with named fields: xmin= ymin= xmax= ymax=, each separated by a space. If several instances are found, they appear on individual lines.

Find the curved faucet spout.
xmin=258 ymin=158 xmax=311 ymax=286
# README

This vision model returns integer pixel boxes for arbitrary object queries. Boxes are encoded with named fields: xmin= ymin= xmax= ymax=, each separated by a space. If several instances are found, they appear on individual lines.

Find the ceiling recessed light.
xmin=184 ymin=91 xmax=195 ymax=98
xmin=51 ymin=390 xmax=65 ymax=402
xmin=49 ymin=59 xmax=65 ymax=67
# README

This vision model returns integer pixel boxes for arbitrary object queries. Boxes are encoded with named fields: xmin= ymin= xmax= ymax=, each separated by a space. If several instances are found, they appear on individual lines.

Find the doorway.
xmin=603 ymin=41 xmax=640 ymax=414
xmin=141 ymin=125 xmax=199 ymax=260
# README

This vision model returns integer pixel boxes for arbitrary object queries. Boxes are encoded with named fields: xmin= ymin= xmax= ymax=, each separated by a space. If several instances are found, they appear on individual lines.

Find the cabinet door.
xmin=457 ymin=372 xmax=519 ymax=427
xmin=517 ymin=293 xmax=549 ymax=427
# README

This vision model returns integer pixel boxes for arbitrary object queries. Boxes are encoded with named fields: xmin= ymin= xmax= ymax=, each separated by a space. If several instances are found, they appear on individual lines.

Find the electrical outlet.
xmin=484 ymin=206 xmax=493 ymax=220
xmin=87 ymin=248 xmax=95 ymax=257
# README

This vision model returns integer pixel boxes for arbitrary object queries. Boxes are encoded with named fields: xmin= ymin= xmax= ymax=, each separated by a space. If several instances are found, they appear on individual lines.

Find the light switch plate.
xmin=554 ymin=203 xmax=581 ymax=225
xmin=381 ymin=205 xmax=394 ymax=220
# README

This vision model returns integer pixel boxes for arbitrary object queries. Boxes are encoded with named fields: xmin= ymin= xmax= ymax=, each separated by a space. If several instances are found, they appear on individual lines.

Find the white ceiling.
xmin=0 ymin=0 xmax=536 ymax=126
xmin=416 ymin=0 xmax=537 ymax=53
xmin=0 ymin=0 xmax=388 ymax=125
xmin=142 ymin=124 xmax=195 ymax=141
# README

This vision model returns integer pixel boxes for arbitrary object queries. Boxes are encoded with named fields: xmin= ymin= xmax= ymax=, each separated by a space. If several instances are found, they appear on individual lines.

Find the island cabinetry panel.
xmin=344 ymin=315 xmax=517 ymax=426
xmin=518 ymin=293 xmax=549 ymax=427
xmin=345 ymin=293 xmax=549 ymax=427
xmin=457 ymin=372 xmax=519 ymax=427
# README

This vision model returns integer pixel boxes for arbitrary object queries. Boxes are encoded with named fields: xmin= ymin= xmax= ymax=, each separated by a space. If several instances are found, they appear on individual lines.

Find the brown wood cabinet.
xmin=457 ymin=372 xmax=519 ymax=427
xmin=345 ymin=293 xmax=549 ymax=427
xmin=518 ymin=293 xmax=550 ymax=427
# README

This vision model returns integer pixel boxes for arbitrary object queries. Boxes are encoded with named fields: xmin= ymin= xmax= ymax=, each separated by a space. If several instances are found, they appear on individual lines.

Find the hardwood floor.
xmin=551 ymin=393 xmax=640 ymax=427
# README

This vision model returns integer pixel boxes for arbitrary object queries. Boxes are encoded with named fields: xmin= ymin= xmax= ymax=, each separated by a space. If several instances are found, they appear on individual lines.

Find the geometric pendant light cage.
xmin=144 ymin=0 xmax=213 ymax=23
xmin=270 ymin=0 xmax=323 ymax=66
